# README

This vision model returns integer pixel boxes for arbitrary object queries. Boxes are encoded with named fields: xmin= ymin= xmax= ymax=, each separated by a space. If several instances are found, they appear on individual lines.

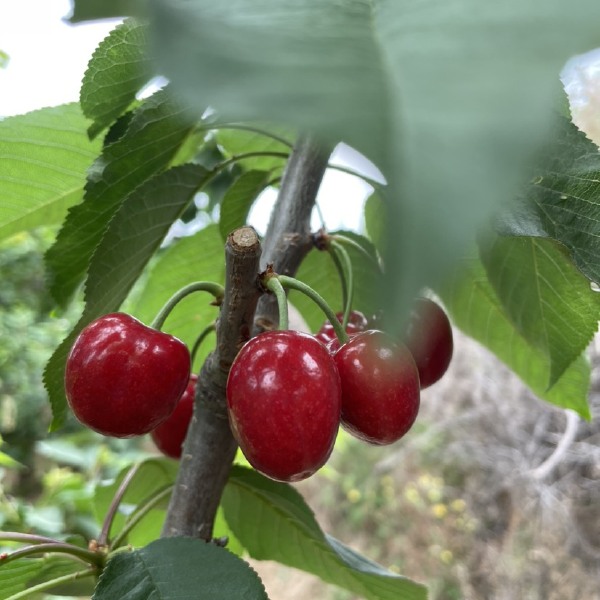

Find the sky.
xmin=0 ymin=0 xmax=377 ymax=234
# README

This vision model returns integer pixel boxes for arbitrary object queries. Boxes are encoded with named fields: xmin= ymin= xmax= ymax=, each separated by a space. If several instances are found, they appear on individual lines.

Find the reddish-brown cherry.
xmin=226 ymin=330 xmax=341 ymax=482
xmin=151 ymin=374 xmax=197 ymax=459
xmin=65 ymin=313 xmax=190 ymax=438
xmin=333 ymin=330 xmax=420 ymax=445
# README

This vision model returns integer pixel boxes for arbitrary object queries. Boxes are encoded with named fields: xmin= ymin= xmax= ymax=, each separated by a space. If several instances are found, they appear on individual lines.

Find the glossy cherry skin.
xmin=226 ymin=330 xmax=341 ymax=482
xmin=65 ymin=313 xmax=191 ymax=438
xmin=404 ymin=298 xmax=453 ymax=389
xmin=333 ymin=330 xmax=420 ymax=445
xmin=315 ymin=310 xmax=368 ymax=346
xmin=151 ymin=374 xmax=197 ymax=459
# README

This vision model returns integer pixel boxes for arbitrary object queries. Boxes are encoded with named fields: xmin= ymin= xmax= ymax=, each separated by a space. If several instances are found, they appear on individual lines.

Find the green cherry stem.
xmin=0 ymin=542 xmax=104 ymax=567
xmin=111 ymin=485 xmax=174 ymax=550
xmin=151 ymin=281 xmax=225 ymax=331
xmin=98 ymin=463 xmax=142 ymax=547
xmin=329 ymin=240 xmax=354 ymax=330
xmin=264 ymin=276 xmax=289 ymax=331
xmin=0 ymin=532 xmax=62 ymax=545
xmin=277 ymin=275 xmax=349 ymax=345
xmin=4 ymin=567 xmax=97 ymax=600
xmin=190 ymin=322 xmax=217 ymax=366
xmin=327 ymin=242 xmax=348 ymax=312
xmin=330 ymin=233 xmax=382 ymax=272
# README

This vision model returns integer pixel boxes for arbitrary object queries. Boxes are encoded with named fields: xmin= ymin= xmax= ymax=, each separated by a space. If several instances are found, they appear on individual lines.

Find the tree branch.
xmin=254 ymin=134 xmax=334 ymax=332
xmin=162 ymin=227 xmax=262 ymax=539
xmin=161 ymin=134 xmax=334 ymax=540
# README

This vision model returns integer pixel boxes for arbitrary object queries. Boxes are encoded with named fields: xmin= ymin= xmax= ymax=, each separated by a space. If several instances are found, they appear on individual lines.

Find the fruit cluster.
xmin=64 ymin=299 xmax=452 ymax=481
xmin=226 ymin=298 xmax=453 ymax=482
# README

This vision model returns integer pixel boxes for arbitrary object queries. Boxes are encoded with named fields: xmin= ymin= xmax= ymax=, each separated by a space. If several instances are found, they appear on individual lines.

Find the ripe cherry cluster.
xmin=64 ymin=299 xmax=452 ymax=480
xmin=226 ymin=298 xmax=453 ymax=482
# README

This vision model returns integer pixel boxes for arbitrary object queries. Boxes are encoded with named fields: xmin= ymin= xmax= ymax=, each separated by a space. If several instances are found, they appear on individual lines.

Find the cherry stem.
xmin=329 ymin=240 xmax=354 ymax=330
xmin=98 ymin=463 xmax=141 ymax=548
xmin=330 ymin=233 xmax=382 ymax=272
xmin=190 ymin=322 xmax=217 ymax=366
xmin=0 ymin=542 xmax=104 ymax=567
xmin=264 ymin=276 xmax=289 ymax=330
xmin=277 ymin=275 xmax=349 ymax=344
xmin=0 ymin=532 xmax=62 ymax=545
xmin=4 ymin=567 xmax=96 ymax=600
xmin=151 ymin=281 xmax=225 ymax=331
xmin=111 ymin=485 xmax=174 ymax=550
xmin=327 ymin=241 xmax=348 ymax=311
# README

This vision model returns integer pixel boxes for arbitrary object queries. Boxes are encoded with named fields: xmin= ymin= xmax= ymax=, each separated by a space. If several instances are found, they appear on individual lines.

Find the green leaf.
xmin=222 ymin=466 xmax=427 ymax=600
xmin=0 ymin=50 xmax=9 ymax=69
xmin=219 ymin=170 xmax=272 ymax=241
xmin=480 ymin=235 xmax=600 ymax=387
xmin=81 ymin=20 xmax=153 ymax=138
xmin=497 ymin=117 xmax=600 ymax=285
xmin=145 ymin=0 xmax=600 ymax=330
xmin=215 ymin=126 xmax=293 ymax=172
xmin=0 ymin=559 xmax=44 ymax=600
xmin=438 ymin=256 xmax=591 ymax=418
xmin=0 ymin=104 xmax=101 ymax=243
xmin=130 ymin=224 xmax=225 ymax=371
xmin=363 ymin=191 xmax=386 ymax=255
xmin=45 ymin=89 xmax=197 ymax=308
xmin=44 ymin=164 xmax=211 ymax=428
xmin=92 ymin=537 xmax=269 ymax=599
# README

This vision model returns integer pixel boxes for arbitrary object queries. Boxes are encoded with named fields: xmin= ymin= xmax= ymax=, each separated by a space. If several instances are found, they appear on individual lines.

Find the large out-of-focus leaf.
xmin=497 ymin=117 xmax=600 ymax=285
xmin=438 ymin=256 xmax=591 ymax=418
xmin=93 ymin=537 xmax=269 ymax=599
xmin=81 ymin=19 xmax=153 ymax=138
xmin=222 ymin=466 xmax=427 ymax=600
xmin=480 ymin=235 xmax=600 ymax=387
xmin=0 ymin=104 xmax=101 ymax=242
xmin=138 ymin=0 xmax=600 ymax=332
xmin=44 ymin=165 xmax=211 ymax=428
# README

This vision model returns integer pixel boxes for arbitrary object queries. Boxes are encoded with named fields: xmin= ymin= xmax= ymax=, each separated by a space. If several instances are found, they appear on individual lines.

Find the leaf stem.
xmin=277 ymin=275 xmax=348 ymax=344
xmin=0 ymin=533 xmax=61 ymax=545
xmin=208 ymin=123 xmax=294 ymax=148
xmin=0 ymin=543 xmax=103 ymax=567
xmin=4 ymin=567 xmax=96 ymax=600
xmin=151 ymin=281 xmax=225 ymax=331
xmin=98 ymin=462 xmax=142 ymax=547
xmin=327 ymin=163 xmax=385 ymax=189
xmin=330 ymin=233 xmax=382 ymax=272
xmin=111 ymin=485 xmax=174 ymax=550
xmin=264 ymin=276 xmax=289 ymax=331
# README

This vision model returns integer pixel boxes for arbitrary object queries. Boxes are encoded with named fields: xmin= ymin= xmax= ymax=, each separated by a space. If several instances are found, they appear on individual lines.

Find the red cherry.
xmin=65 ymin=313 xmax=190 ymax=438
xmin=151 ymin=374 xmax=197 ymax=459
xmin=226 ymin=330 xmax=341 ymax=482
xmin=315 ymin=310 xmax=368 ymax=345
xmin=333 ymin=330 xmax=420 ymax=445
xmin=404 ymin=298 xmax=453 ymax=388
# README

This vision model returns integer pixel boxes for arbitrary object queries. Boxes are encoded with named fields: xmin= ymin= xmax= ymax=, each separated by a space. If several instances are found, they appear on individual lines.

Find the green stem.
xmin=277 ymin=275 xmax=348 ymax=344
xmin=327 ymin=163 xmax=384 ymax=190
xmin=98 ymin=463 xmax=141 ymax=547
xmin=329 ymin=240 xmax=354 ymax=329
xmin=190 ymin=322 xmax=217 ymax=366
xmin=217 ymin=151 xmax=290 ymax=172
xmin=327 ymin=246 xmax=347 ymax=313
xmin=0 ymin=543 xmax=103 ymax=567
xmin=111 ymin=485 xmax=174 ymax=550
xmin=0 ymin=533 xmax=60 ymax=545
xmin=264 ymin=276 xmax=289 ymax=331
xmin=151 ymin=282 xmax=225 ymax=331
xmin=208 ymin=124 xmax=294 ymax=148
xmin=4 ymin=567 xmax=96 ymax=600
xmin=330 ymin=233 xmax=382 ymax=272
